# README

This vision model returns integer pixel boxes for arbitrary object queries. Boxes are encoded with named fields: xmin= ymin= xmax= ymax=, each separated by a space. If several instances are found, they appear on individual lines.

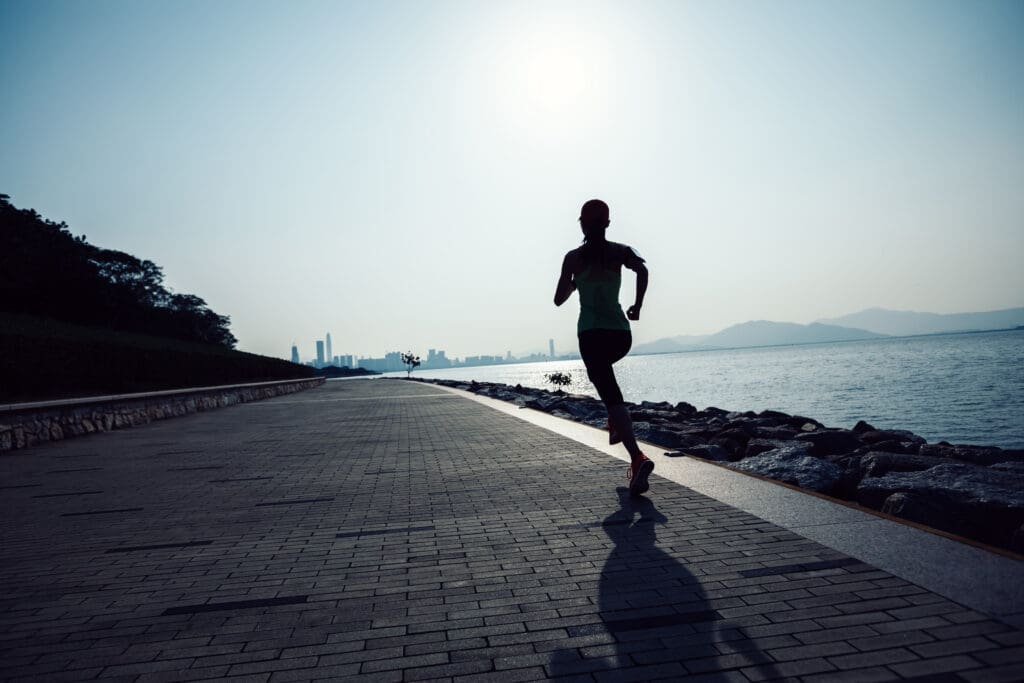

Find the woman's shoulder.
xmin=609 ymin=241 xmax=644 ymax=262
xmin=563 ymin=245 xmax=585 ymax=260
xmin=606 ymin=241 xmax=636 ymax=258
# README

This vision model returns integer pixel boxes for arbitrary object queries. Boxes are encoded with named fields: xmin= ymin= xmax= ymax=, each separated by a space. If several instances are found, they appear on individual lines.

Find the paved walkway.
xmin=1 ymin=379 xmax=1022 ymax=682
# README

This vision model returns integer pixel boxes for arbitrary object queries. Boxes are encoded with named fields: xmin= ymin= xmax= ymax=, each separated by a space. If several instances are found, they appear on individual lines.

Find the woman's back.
xmin=573 ymin=242 xmax=631 ymax=334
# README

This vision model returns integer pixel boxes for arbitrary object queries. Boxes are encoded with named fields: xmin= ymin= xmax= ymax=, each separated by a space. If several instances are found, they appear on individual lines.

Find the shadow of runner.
xmin=548 ymin=489 xmax=782 ymax=680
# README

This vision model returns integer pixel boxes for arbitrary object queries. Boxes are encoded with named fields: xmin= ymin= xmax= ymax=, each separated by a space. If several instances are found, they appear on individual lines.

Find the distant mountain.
xmin=703 ymin=320 xmax=886 ymax=348
xmin=816 ymin=307 xmax=1024 ymax=337
xmin=631 ymin=334 xmax=712 ymax=355
xmin=633 ymin=321 xmax=885 ymax=355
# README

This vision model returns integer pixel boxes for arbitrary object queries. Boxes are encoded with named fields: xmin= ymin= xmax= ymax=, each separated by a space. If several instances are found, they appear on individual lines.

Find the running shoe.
xmin=608 ymin=418 xmax=622 ymax=445
xmin=627 ymin=455 xmax=654 ymax=496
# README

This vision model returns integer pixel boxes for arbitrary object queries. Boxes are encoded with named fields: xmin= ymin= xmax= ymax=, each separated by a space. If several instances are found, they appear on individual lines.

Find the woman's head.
xmin=579 ymin=199 xmax=609 ymax=238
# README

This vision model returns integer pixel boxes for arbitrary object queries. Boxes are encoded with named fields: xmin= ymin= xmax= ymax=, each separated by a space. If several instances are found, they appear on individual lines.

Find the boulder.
xmin=755 ymin=426 xmax=800 ymax=441
xmin=633 ymin=408 xmax=680 ymax=423
xmin=859 ymin=429 xmax=925 ymax=445
xmin=1012 ymin=525 xmax=1024 ymax=555
xmin=714 ymin=427 xmax=753 ymax=448
xmin=828 ymin=454 xmax=866 ymax=499
xmin=720 ymin=420 xmax=759 ymax=437
xmin=633 ymin=424 xmax=697 ymax=450
xmin=680 ymin=444 xmax=732 ymax=462
xmin=860 ymin=452 xmax=949 ymax=478
xmin=492 ymin=389 xmax=522 ymax=402
xmin=675 ymin=402 xmax=697 ymax=416
xmin=556 ymin=400 xmax=604 ymax=422
xmin=854 ymin=439 xmax=921 ymax=455
xmin=640 ymin=400 xmax=674 ymax=411
xmin=919 ymin=443 xmax=1022 ymax=466
xmin=857 ymin=462 xmax=1024 ymax=508
xmin=710 ymin=438 xmax=744 ymax=459
xmin=852 ymin=420 xmax=877 ymax=433
xmin=794 ymin=429 xmax=864 ymax=456
xmin=1004 ymin=448 xmax=1024 ymax=463
xmin=991 ymin=462 xmax=1024 ymax=476
xmin=729 ymin=445 xmax=843 ymax=493
xmin=856 ymin=463 xmax=1024 ymax=547
xmin=880 ymin=492 xmax=974 ymax=537
xmin=788 ymin=415 xmax=824 ymax=432
xmin=759 ymin=409 xmax=792 ymax=421
xmin=745 ymin=438 xmax=809 ymax=459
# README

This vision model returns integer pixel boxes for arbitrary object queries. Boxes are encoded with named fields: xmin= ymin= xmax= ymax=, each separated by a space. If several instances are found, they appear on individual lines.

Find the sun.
xmin=489 ymin=19 xmax=612 ymax=140
xmin=518 ymin=37 xmax=590 ymax=118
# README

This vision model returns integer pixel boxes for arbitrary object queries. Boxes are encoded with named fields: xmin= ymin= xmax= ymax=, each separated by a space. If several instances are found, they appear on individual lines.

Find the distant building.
xmin=462 ymin=355 xmax=502 ymax=367
xmin=325 ymin=333 xmax=333 ymax=365
xmin=424 ymin=348 xmax=451 ymax=369
xmin=385 ymin=351 xmax=403 ymax=372
xmin=549 ymin=338 xmax=555 ymax=358
xmin=359 ymin=352 xmax=414 ymax=372
xmin=316 ymin=340 xmax=325 ymax=368
xmin=291 ymin=344 xmax=300 ymax=364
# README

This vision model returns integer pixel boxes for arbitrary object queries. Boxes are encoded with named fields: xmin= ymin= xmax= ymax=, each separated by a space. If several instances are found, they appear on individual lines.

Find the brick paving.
xmin=1 ymin=378 xmax=1022 ymax=682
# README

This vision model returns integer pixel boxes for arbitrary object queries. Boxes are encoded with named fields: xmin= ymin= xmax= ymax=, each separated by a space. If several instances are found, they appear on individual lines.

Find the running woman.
xmin=554 ymin=199 xmax=653 ymax=495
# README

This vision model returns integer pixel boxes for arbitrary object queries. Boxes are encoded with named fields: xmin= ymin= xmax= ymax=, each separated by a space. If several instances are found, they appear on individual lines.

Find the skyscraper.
xmin=316 ymin=340 xmax=325 ymax=368
xmin=325 ymin=333 xmax=333 ymax=366
xmin=549 ymin=338 xmax=555 ymax=358
xmin=291 ymin=344 xmax=300 ymax=364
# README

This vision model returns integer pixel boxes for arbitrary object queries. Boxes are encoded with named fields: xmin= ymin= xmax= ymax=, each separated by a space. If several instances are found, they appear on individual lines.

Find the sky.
xmin=2 ymin=0 xmax=1022 ymax=361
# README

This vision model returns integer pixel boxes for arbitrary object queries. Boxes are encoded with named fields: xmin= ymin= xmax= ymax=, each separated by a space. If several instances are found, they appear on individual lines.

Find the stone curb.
xmin=0 ymin=377 xmax=324 ymax=452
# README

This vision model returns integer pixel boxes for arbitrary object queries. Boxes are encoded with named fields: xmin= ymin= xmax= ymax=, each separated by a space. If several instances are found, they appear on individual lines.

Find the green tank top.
xmin=576 ymin=265 xmax=630 ymax=335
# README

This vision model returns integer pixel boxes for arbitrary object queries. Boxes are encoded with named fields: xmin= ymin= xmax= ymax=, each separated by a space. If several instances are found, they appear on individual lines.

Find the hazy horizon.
xmin=3 ymin=1 xmax=1022 ymax=360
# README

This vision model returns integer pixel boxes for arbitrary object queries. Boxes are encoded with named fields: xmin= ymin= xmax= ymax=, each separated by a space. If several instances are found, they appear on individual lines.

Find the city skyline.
xmin=294 ymin=331 xmax=566 ymax=371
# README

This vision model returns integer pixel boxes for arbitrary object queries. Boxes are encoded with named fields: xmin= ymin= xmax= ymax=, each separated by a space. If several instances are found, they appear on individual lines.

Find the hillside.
xmin=704 ymin=320 xmax=886 ymax=348
xmin=816 ymin=307 xmax=1024 ymax=337
xmin=633 ymin=321 xmax=885 ymax=355
xmin=0 ymin=313 xmax=314 ymax=403
xmin=0 ymin=195 xmax=317 ymax=402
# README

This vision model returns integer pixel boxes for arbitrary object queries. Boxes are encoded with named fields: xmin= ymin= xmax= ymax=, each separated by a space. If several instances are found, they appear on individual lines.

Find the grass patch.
xmin=0 ymin=313 xmax=314 ymax=402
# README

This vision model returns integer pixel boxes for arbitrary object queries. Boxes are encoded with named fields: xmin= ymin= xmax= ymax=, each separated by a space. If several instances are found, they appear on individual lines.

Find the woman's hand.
xmin=626 ymin=305 xmax=641 ymax=321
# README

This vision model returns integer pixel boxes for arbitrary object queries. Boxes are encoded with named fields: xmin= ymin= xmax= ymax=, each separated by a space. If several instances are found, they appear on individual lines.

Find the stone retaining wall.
xmin=0 ymin=378 xmax=325 ymax=452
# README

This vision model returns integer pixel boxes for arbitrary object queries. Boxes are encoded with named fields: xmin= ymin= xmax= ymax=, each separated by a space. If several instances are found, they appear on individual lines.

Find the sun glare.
xmin=490 ymin=18 xmax=612 ymax=140
xmin=519 ymin=39 xmax=589 ymax=117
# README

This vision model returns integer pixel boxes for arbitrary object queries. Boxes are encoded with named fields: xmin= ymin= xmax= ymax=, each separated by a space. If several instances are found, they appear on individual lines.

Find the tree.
xmin=544 ymin=371 xmax=572 ymax=392
xmin=0 ymin=193 xmax=237 ymax=348
xmin=401 ymin=352 xmax=421 ymax=378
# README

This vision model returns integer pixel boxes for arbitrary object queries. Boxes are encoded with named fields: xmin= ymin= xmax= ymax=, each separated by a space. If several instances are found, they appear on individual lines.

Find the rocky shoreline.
xmin=408 ymin=377 xmax=1024 ymax=555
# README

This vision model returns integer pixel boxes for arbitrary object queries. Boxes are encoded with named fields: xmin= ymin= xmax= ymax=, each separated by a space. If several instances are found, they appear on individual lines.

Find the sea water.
xmin=389 ymin=330 xmax=1024 ymax=449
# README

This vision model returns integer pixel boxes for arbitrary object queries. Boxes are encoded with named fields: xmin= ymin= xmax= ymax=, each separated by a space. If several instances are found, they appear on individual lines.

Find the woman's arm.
xmin=553 ymin=252 xmax=577 ymax=306
xmin=624 ymin=248 xmax=648 ymax=320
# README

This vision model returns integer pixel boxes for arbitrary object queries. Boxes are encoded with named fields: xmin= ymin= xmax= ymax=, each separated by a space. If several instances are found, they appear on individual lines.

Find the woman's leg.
xmin=579 ymin=330 xmax=644 ymax=462
xmin=607 ymin=403 xmax=642 ymax=461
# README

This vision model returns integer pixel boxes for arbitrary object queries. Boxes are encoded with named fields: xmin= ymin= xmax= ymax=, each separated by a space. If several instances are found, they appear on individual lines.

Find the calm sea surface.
xmin=387 ymin=330 xmax=1024 ymax=449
